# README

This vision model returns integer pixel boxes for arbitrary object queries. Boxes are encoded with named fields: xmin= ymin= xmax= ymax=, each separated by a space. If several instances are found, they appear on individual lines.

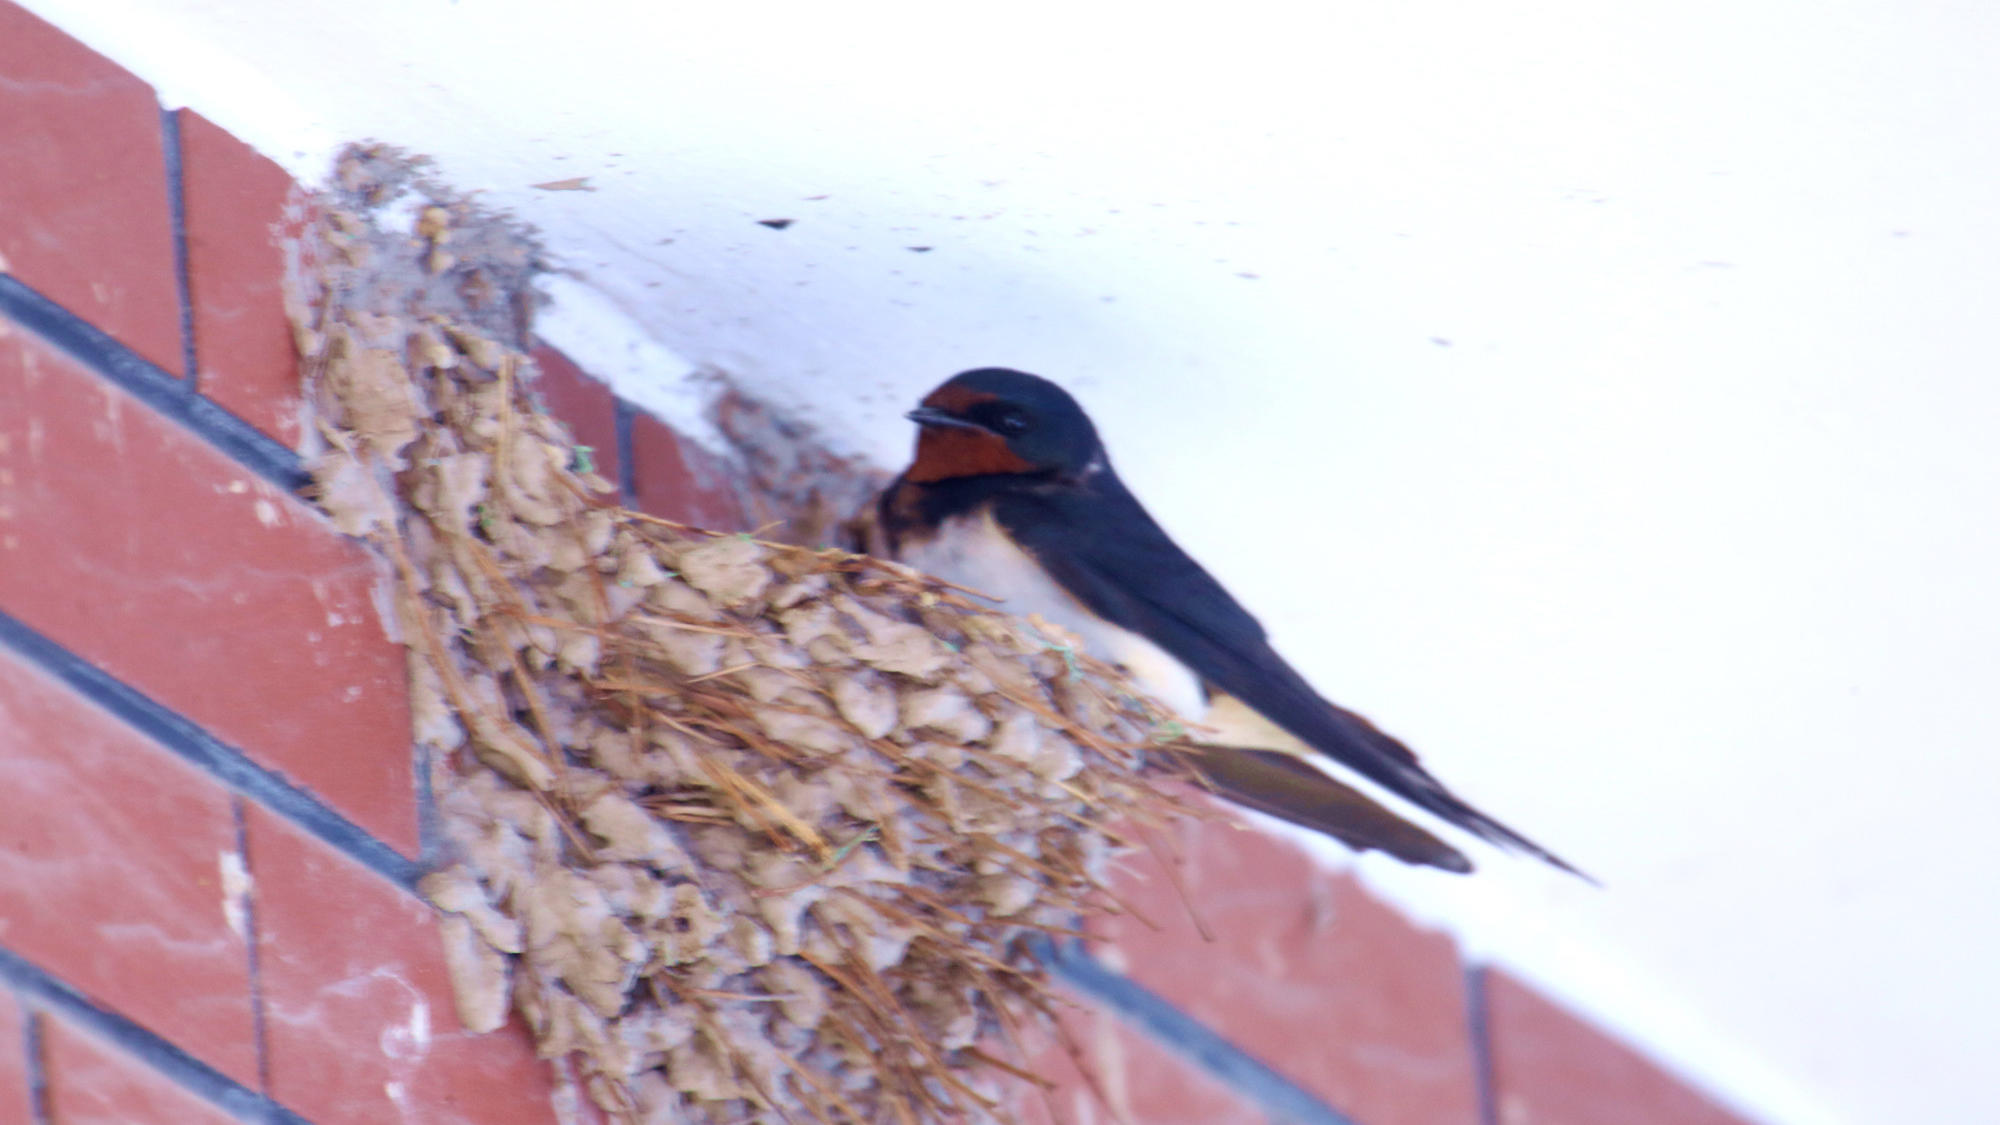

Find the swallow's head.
xmin=902 ymin=368 xmax=1105 ymax=484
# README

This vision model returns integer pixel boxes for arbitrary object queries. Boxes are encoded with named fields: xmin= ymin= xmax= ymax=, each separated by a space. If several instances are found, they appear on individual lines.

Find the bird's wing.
xmin=993 ymin=478 xmax=1586 ymax=878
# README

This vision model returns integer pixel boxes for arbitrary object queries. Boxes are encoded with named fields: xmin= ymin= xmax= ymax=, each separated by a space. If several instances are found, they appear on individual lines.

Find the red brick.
xmin=1483 ymin=971 xmax=1755 ymax=1125
xmin=246 ymin=806 xmax=561 ymax=1125
xmin=1010 ymin=997 xmax=1270 ymax=1125
xmin=0 ymin=648 xmax=257 ymax=1085
xmin=630 ymin=411 xmax=744 ymax=529
xmin=0 ymin=4 xmax=182 ymax=372
xmin=178 ymin=109 xmax=309 ymax=446
xmin=0 ymin=331 xmax=416 ymax=851
xmin=528 ymin=344 xmax=621 ymax=487
xmin=1092 ymin=816 xmax=1481 ymax=1125
xmin=41 ymin=1014 xmax=238 ymax=1125
xmin=0 ymin=992 xmax=27 ymax=1123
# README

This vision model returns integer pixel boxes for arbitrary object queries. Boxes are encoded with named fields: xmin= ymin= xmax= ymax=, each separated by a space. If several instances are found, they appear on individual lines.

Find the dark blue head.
xmin=904 ymin=368 xmax=1106 ymax=483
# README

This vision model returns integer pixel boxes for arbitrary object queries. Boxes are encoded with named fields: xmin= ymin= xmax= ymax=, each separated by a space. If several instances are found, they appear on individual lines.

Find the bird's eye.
xmin=995 ymin=411 xmax=1032 ymax=435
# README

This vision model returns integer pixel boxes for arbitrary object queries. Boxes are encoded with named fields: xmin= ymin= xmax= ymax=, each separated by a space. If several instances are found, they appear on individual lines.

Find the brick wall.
xmin=0 ymin=4 xmax=1761 ymax=1122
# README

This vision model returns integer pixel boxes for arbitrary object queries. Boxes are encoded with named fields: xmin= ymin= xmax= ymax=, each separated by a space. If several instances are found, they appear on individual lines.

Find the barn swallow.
xmin=879 ymin=367 xmax=1583 ymax=877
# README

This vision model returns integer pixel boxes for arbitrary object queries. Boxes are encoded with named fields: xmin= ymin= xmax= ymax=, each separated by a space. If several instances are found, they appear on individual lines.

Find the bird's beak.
xmin=905 ymin=406 xmax=988 ymax=432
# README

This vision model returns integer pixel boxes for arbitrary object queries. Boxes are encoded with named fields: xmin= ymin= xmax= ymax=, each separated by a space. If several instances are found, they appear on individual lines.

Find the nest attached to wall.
xmin=295 ymin=150 xmax=1198 ymax=1124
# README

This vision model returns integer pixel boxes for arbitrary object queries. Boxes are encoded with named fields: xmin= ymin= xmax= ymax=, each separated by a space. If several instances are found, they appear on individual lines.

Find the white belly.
xmin=898 ymin=509 xmax=1208 ymax=718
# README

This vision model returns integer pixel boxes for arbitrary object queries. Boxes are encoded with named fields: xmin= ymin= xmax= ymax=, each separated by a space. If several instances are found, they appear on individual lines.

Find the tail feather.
xmin=1325 ymin=703 xmax=1597 ymax=884
xmin=1184 ymin=746 xmax=1475 ymax=874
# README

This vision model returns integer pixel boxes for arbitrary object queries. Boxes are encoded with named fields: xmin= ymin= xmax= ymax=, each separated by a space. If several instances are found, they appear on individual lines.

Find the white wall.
xmin=28 ymin=2 xmax=2000 ymax=1121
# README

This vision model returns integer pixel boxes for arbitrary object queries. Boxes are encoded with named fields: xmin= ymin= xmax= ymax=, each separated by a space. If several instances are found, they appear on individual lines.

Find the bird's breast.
xmin=895 ymin=508 xmax=1207 ymax=717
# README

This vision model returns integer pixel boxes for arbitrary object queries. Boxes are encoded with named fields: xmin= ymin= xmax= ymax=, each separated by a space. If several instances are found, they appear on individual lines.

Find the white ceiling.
xmin=27 ymin=2 xmax=2000 ymax=1122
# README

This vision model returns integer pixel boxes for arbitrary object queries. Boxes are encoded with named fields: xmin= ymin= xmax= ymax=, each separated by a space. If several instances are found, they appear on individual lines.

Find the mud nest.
xmin=295 ymin=150 xmax=1197 ymax=1125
